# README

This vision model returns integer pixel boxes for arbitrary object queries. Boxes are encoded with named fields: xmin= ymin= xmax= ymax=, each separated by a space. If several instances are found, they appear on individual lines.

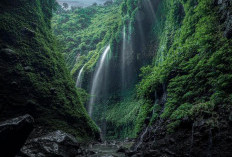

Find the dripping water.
xmin=88 ymin=45 xmax=111 ymax=117
xmin=121 ymin=26 xmax=127 ymax=89
xmin=144 ymin=0 xmax=156 ymax=20
xmin=134 ymin=126 xmax=149 ymax=151
xmin=76 ymin=66 xmax=85 ymax=88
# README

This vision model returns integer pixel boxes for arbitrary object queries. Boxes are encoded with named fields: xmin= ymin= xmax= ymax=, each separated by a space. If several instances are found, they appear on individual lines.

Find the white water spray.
xmin=121 ymin=26 xmax=127 ymax=88
xmin=76 ymin=66 xmax=85 ymax=88
xmin=145 ymin=0 xmax=156 ymax=20
xmin=88 ymin=45 xmax=111 ymax=117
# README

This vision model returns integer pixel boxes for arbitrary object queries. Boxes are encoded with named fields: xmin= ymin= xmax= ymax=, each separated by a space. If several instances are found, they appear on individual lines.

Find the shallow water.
xmin=88 ymin=144 xmax=125 ymax=157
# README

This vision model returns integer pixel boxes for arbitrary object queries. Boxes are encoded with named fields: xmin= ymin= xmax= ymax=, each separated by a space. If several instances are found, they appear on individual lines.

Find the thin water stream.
xmin=76 ymin=66 xmax=85 ymax=88
xmin=88 ymin=45 xmax=111 ymax=117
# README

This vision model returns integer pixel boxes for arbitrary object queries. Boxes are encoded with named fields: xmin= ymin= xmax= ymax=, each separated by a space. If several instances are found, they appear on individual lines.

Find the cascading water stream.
xmin=121 ymin=26 xmax=127 ymax=88
xmin=76 ymin=66 xmax=85 ymax=88
xmin=88 ymin=45 xmax=111 ymax=117
xmin=145 ymin=0 xmax=156 ymax=20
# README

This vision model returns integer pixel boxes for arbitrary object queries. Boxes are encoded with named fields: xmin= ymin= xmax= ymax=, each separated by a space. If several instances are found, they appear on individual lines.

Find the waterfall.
xmin=88 ymin=45 xmax=111 ymax=117
xmin=121 ymin=26 xmax=127 ymax=89
xmin=144 ymin=0 xmax=156 ymax=20
xmin=121 ymin=25 xmax=134 ymax=89
xmin=76 ymin=66 xmax=84 ymax=88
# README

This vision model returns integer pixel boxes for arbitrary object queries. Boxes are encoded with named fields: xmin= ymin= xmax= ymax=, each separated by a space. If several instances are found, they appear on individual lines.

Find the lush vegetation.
xmin=52 ymin=1 xmax=121 ymax=77
xmin=3 ymin=0 xmax=231 ymax=144
xmin=137 ymin=0 xmax=232 ymax=132
xmin=0 ymin=0 xmax=99 ymax=140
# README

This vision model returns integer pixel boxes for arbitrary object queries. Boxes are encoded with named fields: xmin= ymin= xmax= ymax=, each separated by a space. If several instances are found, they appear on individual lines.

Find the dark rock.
xmin=50 ymin=88 xmax=57 ymax=94
xmin=24 ymin=66 xmax=33 ymax=72
xmin=193 ymin=120 xmax=205 ymax=127
xmin=169 ymin=138 xmax=175 ymax=144
xmin=164 ymin=148 xmax=175 ymax=156
xmin=11 ymin=81 xmax=18 ymax=86
xmin=19 ymin=130 xmax=81 ymax=157
xmin=229 ymin=112 xmax=232 ymax=121
xmin=224 ymin=16 xmax=232 ymax=38
xmin=88 ymin=150 xmax=96 ymax=155
xmin=217 ymin=0 xmax=232 ymax=38
xmin=125 ymin=150 xmax=137 ymax=156
xmin=0 ymin=48 xmax=18 ymax=61
xmin=117 ymin=146 xmax=127 ymax=153
xmin=22 ymin=27 xmax=35 ymax=38
xmin=218 ymin=0 xmax=223 ymax=5
xmin=0 ymin=114 xmax=34 ymax=157
xmin=144 ymin=117 xmax=150 ymax=125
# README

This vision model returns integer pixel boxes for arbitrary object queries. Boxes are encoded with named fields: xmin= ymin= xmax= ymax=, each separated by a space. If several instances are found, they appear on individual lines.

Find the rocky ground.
xmin=0 ymin=114 xmax=133 ymax=157
xmin=1 ymin=114 xmax=232 ymax=157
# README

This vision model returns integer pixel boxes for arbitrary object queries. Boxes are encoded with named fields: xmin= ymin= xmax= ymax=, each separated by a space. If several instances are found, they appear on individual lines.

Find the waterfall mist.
xmin=76 ymin=66 xmax=84 ymax=88
xmin=121 ymin=25 xmax=135 ymax=90
xmin=88 ymin=45 xmax=111 ymax=117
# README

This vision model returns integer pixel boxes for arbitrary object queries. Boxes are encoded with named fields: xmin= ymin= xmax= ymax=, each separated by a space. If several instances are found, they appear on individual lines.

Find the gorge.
xmin=1 ymin=0 xmax=232 ymax=156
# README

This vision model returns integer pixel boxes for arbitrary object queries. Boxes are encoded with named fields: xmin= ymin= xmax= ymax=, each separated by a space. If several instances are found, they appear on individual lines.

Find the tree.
xmin=92 ymin=2 xmax=98 ymax=6
xmin=63 ymin=3 xmax=68 ymax=9
xmin=104 ymin=0 xmax=113 ymax=6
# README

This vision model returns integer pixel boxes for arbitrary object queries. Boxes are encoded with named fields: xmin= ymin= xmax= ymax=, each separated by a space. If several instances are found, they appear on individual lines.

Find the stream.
xmin=85 ymin=141 xmax=134 ymax=157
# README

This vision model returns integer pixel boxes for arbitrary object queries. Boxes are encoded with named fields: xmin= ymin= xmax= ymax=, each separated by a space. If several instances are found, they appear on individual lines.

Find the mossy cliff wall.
xmin=0 ymin=0 xmax=99 ymax=140
xmin=132 ymin=0 xmax=232 ymax=155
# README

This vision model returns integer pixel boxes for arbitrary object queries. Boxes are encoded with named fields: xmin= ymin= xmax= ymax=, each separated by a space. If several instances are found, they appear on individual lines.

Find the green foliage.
xmin=52 ymin=3 xmax=121 ymax=76
xmin=136 ymin=0 xmax=232 ymax=133
xmin=0 ymin=0 xmax=99 ymax=140
xmin=105 ymin=93 xmax=142 ymax=139
xmin=135 ymin=101 xmax=153 ymax=134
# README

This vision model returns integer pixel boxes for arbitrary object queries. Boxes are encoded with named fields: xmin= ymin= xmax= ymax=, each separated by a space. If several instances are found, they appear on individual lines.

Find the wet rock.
xmin=217 ymin=0 xmax=232 ymax=38
xmin=24 ymin=66 xmax=33 ymax=72
xmin=224 ymin=16 xmax=232 ymax=38
xmin=148 ymin=149 xmax=160 ymax=155
xmin=117 ymin=146 xmax=127 ymax=153
xmin=218 ymin=0 xmax=223 ymax=4
xmin=125 ymin=150 xmax=137 ymax=156
xmin=164 ymin=148 xmax=175 ymax=156
xmin=11 ymin=81 xmax=18 ymax=86
xmin=88 ymin=150 xmax=96 ymax=155
xmin=19 ymin=130 xmax=81 ymax=157
xmin=169 ymin=138 xmax=175 ymax=143
xmin=144 ymin=117 xmax=150 ymax=125
xmin=0 ymin=48 xmax=18 ymax=61
xmin=229 ymin=112 xmax=232 ymax=121
xmin=0 ymin=114 xmax=34 ymax=157
xmin=22 ymin=27 xmax=35 ymax=38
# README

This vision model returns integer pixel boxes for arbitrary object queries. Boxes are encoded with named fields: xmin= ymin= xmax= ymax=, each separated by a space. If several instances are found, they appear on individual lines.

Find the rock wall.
xmin=0 ymin=0 xmax=99 ymax=140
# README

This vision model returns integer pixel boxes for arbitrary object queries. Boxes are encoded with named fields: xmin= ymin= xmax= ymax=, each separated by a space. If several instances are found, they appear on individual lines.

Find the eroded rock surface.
xmin=0 ymin=114 xmax=34 ymax=157
xmin=19 ymin=130 xmax=82 ymax=157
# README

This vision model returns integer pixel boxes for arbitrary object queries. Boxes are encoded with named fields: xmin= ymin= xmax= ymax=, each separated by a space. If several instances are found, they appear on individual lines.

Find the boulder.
xmin=117 ymin=146 xmax=127 ymax=153
xmin=0 ymin=48 xmax=18 ymax=61
xmin=19 ymin=130 xmax=81 ymax=157
xmin=22 ymin=27 xmax=35 ymax=38
xmin=0 ymin=114 xmax=34 ymax=157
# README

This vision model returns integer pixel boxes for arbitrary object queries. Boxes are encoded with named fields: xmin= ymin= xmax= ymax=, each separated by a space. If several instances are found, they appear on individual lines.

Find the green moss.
xmin=136 ymin=0 xmax=232 ymax=133
xmin=52 ymin=3 xmax=121 ymax=76
xmin=0 ymin=0 xmax=99 ymax=140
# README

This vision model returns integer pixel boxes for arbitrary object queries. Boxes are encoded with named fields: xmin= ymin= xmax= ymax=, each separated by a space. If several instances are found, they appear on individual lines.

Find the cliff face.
xmin=131 ymin=0 xmax=232 ymax=156
xmin=0 ymin=0 xmax=99 ymax=140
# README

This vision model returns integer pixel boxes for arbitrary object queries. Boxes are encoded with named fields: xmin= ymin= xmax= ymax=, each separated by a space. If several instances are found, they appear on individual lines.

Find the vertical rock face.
xmin=0 ymin=114 xmax=34 ymax=157
xmin=218 ymin=0 xmax=232 ymax=38
xmin=127 ymin=0 xmax=232 ymax=156
xmin=0 ymin=0 xmax=99 ymax=140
